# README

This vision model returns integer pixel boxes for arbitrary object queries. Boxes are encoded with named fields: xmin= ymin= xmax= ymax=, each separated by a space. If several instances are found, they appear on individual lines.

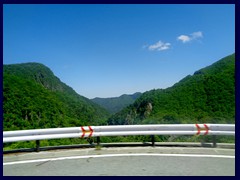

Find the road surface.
xmin=3 ymin=146 xmax=235 ymax=176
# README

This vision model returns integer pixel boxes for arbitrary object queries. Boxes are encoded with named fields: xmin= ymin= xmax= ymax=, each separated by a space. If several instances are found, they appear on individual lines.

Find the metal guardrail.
xmin=3 ymin=124 xmax=235 ymax=143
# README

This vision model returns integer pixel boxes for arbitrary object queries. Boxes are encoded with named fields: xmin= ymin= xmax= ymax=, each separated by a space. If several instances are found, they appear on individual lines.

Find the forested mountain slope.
xmin=108 ymin=54 xmax=235 ymax=125
xmin=91 ymin=92 xmax=142 ymax=114
xmin=3 ymin=63 xmax=110 ymax=131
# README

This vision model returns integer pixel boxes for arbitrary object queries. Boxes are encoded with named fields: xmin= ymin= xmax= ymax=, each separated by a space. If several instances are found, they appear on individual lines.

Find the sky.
xmin=3 ymin=4 xmax=235 ymax=99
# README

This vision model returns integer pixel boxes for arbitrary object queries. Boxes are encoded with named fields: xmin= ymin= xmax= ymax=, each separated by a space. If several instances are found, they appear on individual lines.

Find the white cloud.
xmin=177 ymin=35 xmax=191 ymax=43
xmin=177 ymin=31 xmax=203 ymax=43
xmin=148 ymin=41 xmax=171 ymax=51
xmin=191 ymin=31 xmax=203 ymax=39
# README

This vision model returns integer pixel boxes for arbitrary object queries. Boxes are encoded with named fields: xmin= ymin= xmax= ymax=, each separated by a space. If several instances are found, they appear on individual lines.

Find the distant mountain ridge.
xmin=108 ymin=53 xmax=235 ymax=125
xmin=3 ymin=53 xmax=235 ymax=132
xmin=3 ymin=62 xmax=110 ymax=131
xmin=91 ymin=92 xmax=142 ymax=114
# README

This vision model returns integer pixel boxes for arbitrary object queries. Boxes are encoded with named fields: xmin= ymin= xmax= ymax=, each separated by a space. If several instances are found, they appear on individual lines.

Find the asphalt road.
xmin=3 ymin=146 xmax=235 ymax=176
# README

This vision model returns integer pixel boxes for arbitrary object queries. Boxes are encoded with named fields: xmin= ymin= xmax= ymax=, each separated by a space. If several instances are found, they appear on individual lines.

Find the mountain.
xmin=3 ymin=62 xmax=110 ymax=131
xmin=108 ymin=54 xmax=235 ymax=125
xmin=91 ymin=92 xmax=142 ymax=114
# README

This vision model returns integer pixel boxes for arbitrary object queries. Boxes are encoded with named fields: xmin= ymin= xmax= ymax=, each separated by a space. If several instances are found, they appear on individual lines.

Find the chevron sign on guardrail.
xmin=3 ymin=124 xmax=235 ymax=143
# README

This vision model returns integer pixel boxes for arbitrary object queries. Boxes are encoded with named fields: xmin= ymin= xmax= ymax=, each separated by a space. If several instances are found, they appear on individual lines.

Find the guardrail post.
xmin=97 ymin=136 xmax=100 ymax=146
xmin=36 ymin=140 xmax=40 ymax=152
xmin=212 ymin=135 xmax=217 ymax=148
xmin=151 ymin=135 xmax=155 ymax=147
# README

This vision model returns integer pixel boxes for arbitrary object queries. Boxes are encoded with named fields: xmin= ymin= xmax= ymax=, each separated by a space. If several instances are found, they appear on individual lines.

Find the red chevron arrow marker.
xmin=195 ymin=124 xmax=209 ymax=135
xmin=203 ymin=124 xmax=209 ymax=135
xmin=195 ymin=124 xmax=201 ymax=135
xmin=81 ymin=126 xmax=93 ymax=138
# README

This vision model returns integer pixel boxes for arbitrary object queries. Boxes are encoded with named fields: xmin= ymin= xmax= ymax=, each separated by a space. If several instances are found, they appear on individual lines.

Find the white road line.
xmin=3 ymin=153 xmax=235 ymax=166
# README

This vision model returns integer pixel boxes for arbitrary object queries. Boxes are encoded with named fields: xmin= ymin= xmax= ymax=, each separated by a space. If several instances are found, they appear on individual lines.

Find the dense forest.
xmin=3 ymin=54 xmax=235 ymax=149
xmin=3 ymin=63 xmax=110 ymax=131
xmin=108 ymin=54 xmax=235 ymax=125
xmin=91 ymin=92 xmax=142 ymax=114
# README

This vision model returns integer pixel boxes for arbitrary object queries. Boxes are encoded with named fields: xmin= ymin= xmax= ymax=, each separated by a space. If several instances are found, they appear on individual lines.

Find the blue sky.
xmin=3 ymin=4 xmax=235 ymax=98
